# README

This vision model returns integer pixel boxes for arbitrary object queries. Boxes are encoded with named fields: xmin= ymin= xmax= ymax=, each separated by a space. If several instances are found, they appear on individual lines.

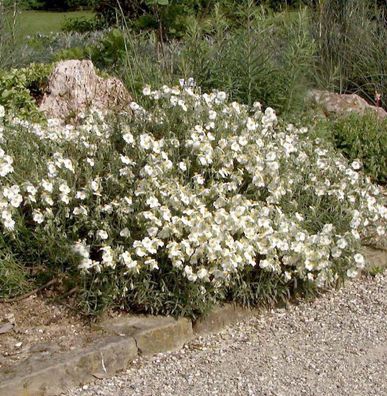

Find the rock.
xmin=0 ymin=322 xmax=14 ymax=335
xmin=0 ymin=336 xmax=137 ymax=396
xmin=308 ymin=90 xmax=387 ymax=120
xmin=29 ymin=342 xmax=60 ymax=354
xmin=39 ymin=60 xmax=132 ymax=122
xmin=193 ymin=304 xmax=254 ymax=336
xmin=362 ymin=246 xmax=387 ymax=270
xmin=99 ymin=316 xmax=194 ymax=355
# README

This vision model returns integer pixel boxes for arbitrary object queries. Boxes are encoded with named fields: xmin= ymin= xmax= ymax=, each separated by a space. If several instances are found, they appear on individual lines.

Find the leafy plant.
xmin=0 ymin=63 xmax=52 ymax=121
xmin=315 ymin=112 xmax=387 ymax=185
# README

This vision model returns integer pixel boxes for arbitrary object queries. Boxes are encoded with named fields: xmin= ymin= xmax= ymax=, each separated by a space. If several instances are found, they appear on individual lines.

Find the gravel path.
xmin=69 ymin=274 xmax=387 ymax=396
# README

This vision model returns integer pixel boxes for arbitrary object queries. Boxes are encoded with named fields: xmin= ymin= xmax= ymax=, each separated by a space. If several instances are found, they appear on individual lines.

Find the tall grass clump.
xmin=0 ymin=82 xmax=385 ymax=317
xmin=312 ymin=0 xmax=387 ymax=107
xmin=52 ymin=1 xmax=316 ymax=112
xmin=0 ymin=0 xmax=18 ymax=69
xmin=178 ymin=2 xmax=315 ymax=114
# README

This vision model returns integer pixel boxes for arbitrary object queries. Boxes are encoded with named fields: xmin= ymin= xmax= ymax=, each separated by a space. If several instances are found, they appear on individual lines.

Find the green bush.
xmin=62 ymin=15 xmax=103 ymax=33
xmin=0 ymin=84 xmax=385 ymax=317
xmin=314 ymin=113 xmax=387 ymax=185
xmin=0 ymin=63 xmax=52 ymax=121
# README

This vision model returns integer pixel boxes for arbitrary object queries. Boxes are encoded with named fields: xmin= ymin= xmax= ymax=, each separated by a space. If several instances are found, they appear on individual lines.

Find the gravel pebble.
xmin=68 ymin=274 xmax=387 ymax=396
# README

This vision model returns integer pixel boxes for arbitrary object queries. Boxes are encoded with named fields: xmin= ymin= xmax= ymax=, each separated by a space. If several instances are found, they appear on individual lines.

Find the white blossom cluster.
xmin=0 ymin=85 xmax=385 ymax=297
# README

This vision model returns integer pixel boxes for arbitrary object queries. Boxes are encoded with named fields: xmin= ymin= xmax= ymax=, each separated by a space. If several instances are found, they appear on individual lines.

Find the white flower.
xmin=2 ymin=210 xmax=15 ymax=230
xmin=59 ymin=183 xmax=71 ymax=195
xmin=76 ymin=191 xmax=87 ymax=200
xmin=351 ymin=160 xmax=362 ymax=170
xmin=32 ymin=210 xmax=44 ymax=224
xmin=42 ymin=180 xmax=53 ymax=193
xmin=354 ymin=253 xmax=365 ymax=269
xmin=178 ymin=162 xmax=187 ymax=172
xmin=91 ymin=180 xmax=99 ymax=192
xmin=139 ymin=134 xmax=153 ymax=150
xmin=184 ymin=265 xmax=197 ymax=281
xmin=231 ymin=142 xmax=240 ymax=152
xmin=216 ymin=91 xmax=227 ymax=102
xmin=145 ymin=258 xmax=159 ymax=270
xmin=146 ymin=196 xmax=160 ymax=208
xmin=120 ymin=251 xmax=137 ymax=269
xmin=79 ymin=258 xmax=93 ymax=271
xmin=284 ymin=271 xmax=292 ymax=281
xmin=123 ymin=131 xmax=134 ymax=145
xmin=0 ymin=105 xmax=5 ymax=118
xmin=10 ymin=194 xmax=23 ymax=208
xmin=73 ymin=241 xmax=89 ymax=259
xmin=130 ymin=102 xmax=140 ymax=111
xmin=346 ymin=268 xmax=358 ymax=278
xmin=73 ymin=206 xmax=88 ymax=216
xmin=266 ymin=151 xmax=276 ymax=162
xmin=120 ymin=228 xmax=130 ymax=237
xmin=60 ymin=194 xmax=70 ymax=204
xmin=331 ymin=247 xmax=342 ymax=258
xmin=120 ymin=155 xmax=132 ymax=165
xmin=97 ymin=230 xmax=109 ymax=240
xmin=197 ymin=268 xmax=208 ymax=280
xmin=337 ymin=238 xmax=348 ymax=249
xmin=246 ymin=117 xmax=257 ymax=131
xmin=142 ymin=85 xmax=151 ymax=96
xmin=208 ymin=110 xmax=217 ymax=120
xmin=63 ymin=159 xmax=74 ymax=172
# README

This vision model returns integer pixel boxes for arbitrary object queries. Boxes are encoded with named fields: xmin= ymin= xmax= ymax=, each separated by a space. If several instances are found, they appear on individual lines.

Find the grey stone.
xmin=39 ymin=60 xmax=132 ymax=123
xmin=307 ymin=89 xmax=387 ymax=120
xmin=193 ymin=304 xmax=254 ymax=335
xmin=362 ymin=246 xmax=387 ymax=271
xmin=99 ymin=316 xmax=193 ymax=355
xmin=0 ymin=336 xmax=137 ymax=396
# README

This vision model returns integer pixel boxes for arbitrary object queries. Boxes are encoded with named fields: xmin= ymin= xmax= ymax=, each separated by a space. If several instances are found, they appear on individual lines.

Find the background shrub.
xmin=311 ymin=0 xmax=387 ymax=107
xmin=314 ymin=112 xmax=387 ymax=185
xmin=61 ymin=15 xmax=103 ymax=33
xmin=0 ymin=63 xmax=52 ymax=121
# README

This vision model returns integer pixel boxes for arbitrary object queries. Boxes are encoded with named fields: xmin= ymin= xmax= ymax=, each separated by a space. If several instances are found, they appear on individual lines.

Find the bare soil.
xmin=0 ymin=295 xmax=104 ymax=371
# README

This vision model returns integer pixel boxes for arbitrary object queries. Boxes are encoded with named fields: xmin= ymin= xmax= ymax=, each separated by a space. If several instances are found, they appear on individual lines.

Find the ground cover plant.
xmin=0 ymin=82 xmax=385 ymax=317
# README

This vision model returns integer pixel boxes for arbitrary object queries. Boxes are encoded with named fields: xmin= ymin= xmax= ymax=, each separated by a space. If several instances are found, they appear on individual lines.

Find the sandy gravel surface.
xmin=68 ymin=274 xmax=387 ymax=396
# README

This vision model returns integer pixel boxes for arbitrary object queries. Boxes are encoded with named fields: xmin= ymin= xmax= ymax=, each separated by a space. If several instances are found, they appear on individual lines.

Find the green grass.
xmin=18 ymin=10 xmax=94 ymax=37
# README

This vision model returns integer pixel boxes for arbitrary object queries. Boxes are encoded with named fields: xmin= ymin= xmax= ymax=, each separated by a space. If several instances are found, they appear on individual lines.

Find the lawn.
xmin=18 ymin=10 xmax=94 ymax=37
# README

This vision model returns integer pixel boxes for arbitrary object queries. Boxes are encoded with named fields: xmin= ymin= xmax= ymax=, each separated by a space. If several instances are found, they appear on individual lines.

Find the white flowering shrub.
xmin=0 ymin=83 xmax=385 ymax=316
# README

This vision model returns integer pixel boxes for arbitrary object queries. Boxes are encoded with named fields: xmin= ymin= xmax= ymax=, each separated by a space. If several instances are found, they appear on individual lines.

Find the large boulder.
xmin=39 ymin=60 xmax=132 ymax=122
xmin=308 ymin=89 xmax=387 ymax=120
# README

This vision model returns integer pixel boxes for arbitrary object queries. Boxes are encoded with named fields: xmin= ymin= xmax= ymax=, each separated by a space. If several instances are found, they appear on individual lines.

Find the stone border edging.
xmin=0 ymin=307 xmax=254 ymax=396
xmin=0 ymin=247 xmax=385 ymax=396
